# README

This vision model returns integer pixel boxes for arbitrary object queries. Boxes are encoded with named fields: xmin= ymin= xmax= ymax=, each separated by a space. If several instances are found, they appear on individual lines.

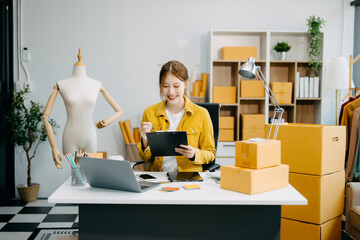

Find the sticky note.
xmin=183 ymin=184 xmax=201 ymax=190
xmin=163 ymin=187 xmax=180 ymax=191
xmin=160 ymin=187 xmax=180 ymax=192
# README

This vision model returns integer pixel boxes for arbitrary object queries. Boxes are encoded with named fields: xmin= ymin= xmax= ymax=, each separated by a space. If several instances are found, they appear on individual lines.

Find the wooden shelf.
xmin=210 ymin=30 xmax=323 ymax=141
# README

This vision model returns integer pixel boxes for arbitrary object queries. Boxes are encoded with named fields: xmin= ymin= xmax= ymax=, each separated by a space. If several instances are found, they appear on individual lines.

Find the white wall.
xmin=14 ymin=0 xmax=354 ymax=197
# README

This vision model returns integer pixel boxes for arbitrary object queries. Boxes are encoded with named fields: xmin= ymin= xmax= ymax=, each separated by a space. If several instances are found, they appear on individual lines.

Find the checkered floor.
xmin=0 ymin=199 xmax=78 ymax=240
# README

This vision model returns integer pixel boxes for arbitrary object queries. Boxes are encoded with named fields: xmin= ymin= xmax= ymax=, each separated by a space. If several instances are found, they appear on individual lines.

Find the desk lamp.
xmin=239 ymin=57 xmax=284 ymax=139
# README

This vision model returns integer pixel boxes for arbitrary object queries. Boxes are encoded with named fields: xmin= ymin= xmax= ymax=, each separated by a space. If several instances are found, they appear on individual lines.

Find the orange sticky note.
xmin=163 ymin=187 xmax=180 ymax=191
xmin=183 ymin=184 xmax=201 ymax=190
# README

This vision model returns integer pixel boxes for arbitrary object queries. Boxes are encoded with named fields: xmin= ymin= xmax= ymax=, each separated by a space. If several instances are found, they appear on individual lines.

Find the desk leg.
xmin=79 ymin=204 xmax=280 ymax=240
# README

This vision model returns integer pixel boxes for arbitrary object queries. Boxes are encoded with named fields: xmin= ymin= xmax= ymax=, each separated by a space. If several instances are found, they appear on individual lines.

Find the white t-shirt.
xmin=162 ymin=107 xmax=185 ymax=172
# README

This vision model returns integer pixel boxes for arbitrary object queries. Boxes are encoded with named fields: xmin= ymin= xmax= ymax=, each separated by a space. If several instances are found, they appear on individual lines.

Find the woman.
xmin=138 ymin=60 xmax=215 ymax=172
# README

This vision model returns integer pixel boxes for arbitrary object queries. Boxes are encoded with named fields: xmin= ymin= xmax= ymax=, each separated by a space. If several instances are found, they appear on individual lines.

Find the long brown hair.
xmin=159 ymin=60 xmax=189 ymax=87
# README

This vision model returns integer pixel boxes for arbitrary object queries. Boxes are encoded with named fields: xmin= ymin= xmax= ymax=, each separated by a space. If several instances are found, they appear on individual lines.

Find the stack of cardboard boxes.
xmin=270 ymin=82 xmax=293 ymax=104
xmin=219 ymin=116 xmax=235 ymax=142
xmin=220 ymin=139 xmax=289 ymax=195
xmin=265 ymin=124 xmax=346 ymax=240
xmin=241 ymin=114 xmax=265 ymax=140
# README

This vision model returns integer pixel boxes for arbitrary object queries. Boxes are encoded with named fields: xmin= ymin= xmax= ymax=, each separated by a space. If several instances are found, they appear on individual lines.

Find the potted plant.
xmin=6 ymin=88 xmax=58 ymax=202
xmin=273 ymin=41 xmax=291 ymax=60
xmin=307 ymin=15 xmax=325 ymax=77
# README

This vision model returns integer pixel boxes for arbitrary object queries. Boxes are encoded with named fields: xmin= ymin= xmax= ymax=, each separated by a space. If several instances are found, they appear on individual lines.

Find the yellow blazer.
xmin=138 ymin=96 xmax=216 ymax=172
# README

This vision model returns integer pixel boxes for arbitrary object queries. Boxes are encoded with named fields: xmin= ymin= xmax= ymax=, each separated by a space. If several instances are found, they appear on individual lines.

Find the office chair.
xmin=132 ymin=102 xmax=221 ymax=172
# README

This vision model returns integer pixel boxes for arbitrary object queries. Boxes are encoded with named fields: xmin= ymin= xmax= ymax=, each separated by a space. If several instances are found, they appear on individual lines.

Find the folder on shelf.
xmin=309 ymin=77 xmax=314 ymax=98
xmin=314 ymin=77 xmax=320 ymax=98
xmin=300 ymin=77 xmax=305 ymax=98
xmin=304 ymin=77 xmax=309 ymax=98
xmin=296 ymin=72 xmax=300 ymax=98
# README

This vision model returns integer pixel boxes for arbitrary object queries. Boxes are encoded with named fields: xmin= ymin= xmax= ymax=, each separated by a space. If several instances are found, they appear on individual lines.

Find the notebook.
xmin=77 ymin=157 xmax=160 ymax=193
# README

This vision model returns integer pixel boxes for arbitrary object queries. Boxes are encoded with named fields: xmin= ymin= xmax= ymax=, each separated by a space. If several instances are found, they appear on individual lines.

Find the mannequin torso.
xmin=43 ymin=48 xmax=123 ymax=169
xmin=57 ymin=65 xmax=102 ymax=154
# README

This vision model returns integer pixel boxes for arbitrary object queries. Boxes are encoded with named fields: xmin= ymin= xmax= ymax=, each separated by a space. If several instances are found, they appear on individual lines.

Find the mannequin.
xmin=43 ymin=49 xmax=123 ymax=169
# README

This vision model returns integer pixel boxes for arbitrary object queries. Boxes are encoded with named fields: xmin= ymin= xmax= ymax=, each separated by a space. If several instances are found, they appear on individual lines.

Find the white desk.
xmin=49 ymin=172 xmax=306 ymax=240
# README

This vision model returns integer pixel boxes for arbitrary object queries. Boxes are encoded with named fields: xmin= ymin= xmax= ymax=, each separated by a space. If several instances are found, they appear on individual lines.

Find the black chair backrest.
xmin=195 ymin=103 xmax=221 ymax=170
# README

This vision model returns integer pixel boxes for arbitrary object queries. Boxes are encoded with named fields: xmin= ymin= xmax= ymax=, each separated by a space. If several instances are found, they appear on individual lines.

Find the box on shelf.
xmin=270 ymin=82 xmax=292 ymax=94
xmin=274 ymin=93 xmax=292 ymax=104
xmin=270 ymin=82 xmax=292 ymax=104
xmin=265 ymin=124 xmax=346 ymax=176
xmin=242 ymin=129 xmax=264 ymax=140
xmin=220 ymin=116 xmax=235 ymax=129
xmin=280 ymin=217 xmax=341 ymax=240
xmin=220 ymin=164 xmax=288 ymax=195
xmin=241 ymin=114 xmax=265 ymax=140
xmin=281 ymin=171 xmax=344 ymax=225
xmin=221 ymin=46 xmax=257 ymax=61
xmin=212 ymin=86 xmax=237 ymax=104
xmin=240 ymin=80 xmax=265 ymax=98
xmin=235 ymin=139 xmax=281 ymax=169
xmin=219 ymin=129 xmax=234 ymax=142
xmin=241 ymin=114 xmax=265 ymax=129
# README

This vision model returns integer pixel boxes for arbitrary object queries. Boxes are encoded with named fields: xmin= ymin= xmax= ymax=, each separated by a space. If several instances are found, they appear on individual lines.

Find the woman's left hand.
xmin=175 ymin=144 xmax=195 ymax=159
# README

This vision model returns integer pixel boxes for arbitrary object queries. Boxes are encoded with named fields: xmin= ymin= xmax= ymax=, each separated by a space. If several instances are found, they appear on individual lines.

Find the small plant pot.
xmin=17 ymin=183 xmax=40 ymax=202
xmin=277 ymin=52 xmax=287 ymax=61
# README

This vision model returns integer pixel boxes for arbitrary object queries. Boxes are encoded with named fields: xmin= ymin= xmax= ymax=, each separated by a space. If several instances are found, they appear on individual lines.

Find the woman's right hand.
xmin=139 ymin=122 xmax=152 ymax=148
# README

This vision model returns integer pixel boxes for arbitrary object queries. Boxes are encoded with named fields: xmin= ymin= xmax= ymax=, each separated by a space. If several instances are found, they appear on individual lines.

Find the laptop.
xmin=77 ymin=157 xmax=160 ymax=193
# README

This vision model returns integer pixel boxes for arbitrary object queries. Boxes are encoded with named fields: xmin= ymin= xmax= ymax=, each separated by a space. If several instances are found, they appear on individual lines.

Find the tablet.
xmin=146 ymin=131 xmax=188 ymax=156
xmin=167 ymin=172 xmax=203 ymax=182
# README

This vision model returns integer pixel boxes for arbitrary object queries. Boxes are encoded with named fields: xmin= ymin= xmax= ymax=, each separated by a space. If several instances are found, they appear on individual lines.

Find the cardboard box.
xmin=242 ymin=128 xmax=264 ymax=140
xmin=88 ymin=152 xmax=107 ymax=158
xmin=281 ymin=171 xmax=345 ymax=224
xmin=221 ymin=47 xmax=257 ymax=61
xmin=240 ymin=80 xmax=265 ymax=98
xmin=220 ymin=164 xmax=288 ymax=195
xmin=274 ymin=93 xmax=292 ymax=104
xmin=220 ymin=117 xmax=235 ymax=129
xmin=235 ymin=139 xmax=281 ymax=169
xmin=270 ymin=82 xmax=293 ymax=94
xmin=212 ymin=86 xmax=237 ymax=103
xmin=241 ymin=114 xmax=265 ymax=129
xmin=280 ymin=217 xmax=341 ymax=240
xmin=265 ymin=124 xmax=346 ymax=175
xmin=219 ymin=129 xmax=234 ymax=142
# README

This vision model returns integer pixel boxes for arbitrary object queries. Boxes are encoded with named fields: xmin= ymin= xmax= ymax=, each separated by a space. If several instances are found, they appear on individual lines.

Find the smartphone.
xmin=138 ymin=174 xmax=156 ymax=180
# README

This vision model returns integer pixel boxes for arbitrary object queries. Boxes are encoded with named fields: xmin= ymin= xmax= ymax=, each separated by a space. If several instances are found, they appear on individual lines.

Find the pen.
xmin=74 ymin=151 xmax=78 ymax=165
